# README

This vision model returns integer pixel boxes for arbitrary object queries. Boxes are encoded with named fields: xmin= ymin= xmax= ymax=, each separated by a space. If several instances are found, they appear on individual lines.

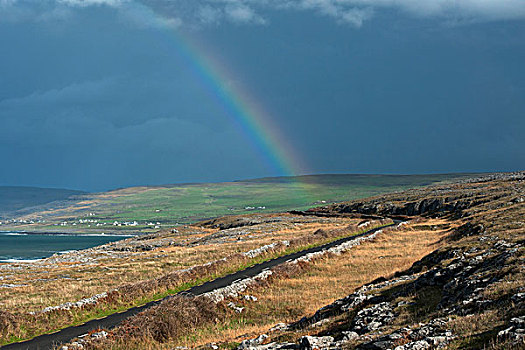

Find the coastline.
xmin=0 ymin=232 xmax=132 ymax=263
xmin=0 ymin=231 xmax=135 ymax=237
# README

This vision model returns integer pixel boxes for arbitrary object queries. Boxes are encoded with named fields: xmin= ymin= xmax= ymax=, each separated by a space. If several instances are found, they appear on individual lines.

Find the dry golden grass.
xmin=162 ymin=218 xmax=452 ymax=348
xmin=53 ymin=218 xmax=452 ymax=350
xmin=449 ymin=311 xmax=502 ymax=341
xmin=0 ymin=217 xmax=358 ymax=314
xmin=2 ymin=215 xmax=375 ymax=345
xmin=482 ymin=272 xmax=525 ymax=301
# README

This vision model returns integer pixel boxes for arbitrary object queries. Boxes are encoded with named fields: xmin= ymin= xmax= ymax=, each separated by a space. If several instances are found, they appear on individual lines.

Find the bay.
xmin=0 ymin=232 xmax=130 ymax=261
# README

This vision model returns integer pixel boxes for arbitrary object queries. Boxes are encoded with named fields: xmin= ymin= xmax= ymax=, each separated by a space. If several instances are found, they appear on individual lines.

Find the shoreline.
xmin=0 ymin=230 xmax=136 ymax=237
xmin=0 ymin=233 xmax=133 ymax=263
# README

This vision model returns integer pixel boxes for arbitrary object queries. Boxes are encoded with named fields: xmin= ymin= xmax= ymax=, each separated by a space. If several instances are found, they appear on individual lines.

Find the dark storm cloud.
xmin=0 ymin=0 xmax=524 ymax=190
xmin=0 ymin=70 xmax=270 ymax=190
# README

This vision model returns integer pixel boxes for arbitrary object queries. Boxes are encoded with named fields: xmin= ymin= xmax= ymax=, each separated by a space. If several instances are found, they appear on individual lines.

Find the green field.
xmin=103 ymin=174 xmax=476 ymax=222
xmin=1 ymin=173 xmax=480 ymax=233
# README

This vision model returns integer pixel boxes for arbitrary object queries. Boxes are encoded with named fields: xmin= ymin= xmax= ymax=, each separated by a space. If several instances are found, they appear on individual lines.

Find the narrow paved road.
xmin=2 ymin=223 xmax=395 ymax=350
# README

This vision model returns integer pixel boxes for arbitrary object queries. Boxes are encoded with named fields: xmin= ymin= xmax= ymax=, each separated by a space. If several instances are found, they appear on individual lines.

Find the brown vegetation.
xmin=1 ymin=216 xmax=381 ymax=345
xmin=71 ymin=218 xmax=450 ymax=349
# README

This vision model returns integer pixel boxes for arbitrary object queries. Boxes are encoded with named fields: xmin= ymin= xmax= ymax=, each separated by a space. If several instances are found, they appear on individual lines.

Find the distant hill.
xmin=240 ymin=173 xmax=480 ymax=186
xmin=0 ymin=186 xmax=86 ymax=216
xmin=0 ymin=173 xmax=482 ymax=232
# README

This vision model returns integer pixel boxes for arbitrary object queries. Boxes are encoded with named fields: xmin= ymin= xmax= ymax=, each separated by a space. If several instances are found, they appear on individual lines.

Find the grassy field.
xmin=0 ymin=215 xmax=379 ymax=345
xmin=53 ymin=217 xmax=452 ymax=350
xmin=4 ymin=173 xmax=479 ymax=233
xmin=172 ymin=219 xmax=452 ymax=349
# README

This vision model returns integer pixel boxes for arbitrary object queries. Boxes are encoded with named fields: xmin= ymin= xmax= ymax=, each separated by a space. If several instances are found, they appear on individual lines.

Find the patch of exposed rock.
xmin=358 ymin=318 xmax=455 ymax=350
xmin=498 ymin=316 xmax=525 ymax=345
xmin=305 ymin=172 xmax=525 ymax=219
xmin=199 ymin=215 xmax=288 ymax=230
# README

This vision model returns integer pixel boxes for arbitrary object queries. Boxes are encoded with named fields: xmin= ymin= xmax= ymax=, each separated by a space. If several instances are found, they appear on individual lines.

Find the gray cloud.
xmin=117 ymin=1 xmax=182 ymax=29
xmin=225 ymin=3 xmax=266 ymax=24
xmin=271 ymin=0 xmax=525 ymax=25
xmin=56 ymin=0 xmax=123 ymax=6
xmin=1 ymin=0 xmax=524 ymax=190
xmin=3 ymin=0 xmax=525 ymax=27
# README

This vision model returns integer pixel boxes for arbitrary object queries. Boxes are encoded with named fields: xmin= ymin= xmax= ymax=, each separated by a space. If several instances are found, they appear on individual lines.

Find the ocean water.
xmin=0 ymin=232 xmax=130 ymax=262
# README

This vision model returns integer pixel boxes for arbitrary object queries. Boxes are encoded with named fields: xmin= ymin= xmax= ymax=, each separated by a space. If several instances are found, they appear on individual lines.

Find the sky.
xmin=1 ymin=0 xmax=524 ymax=191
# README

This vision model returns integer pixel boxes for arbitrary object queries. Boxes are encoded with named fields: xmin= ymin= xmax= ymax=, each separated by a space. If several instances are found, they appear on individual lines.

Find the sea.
xmin=0 ymin=232 xmax=130 ymax=262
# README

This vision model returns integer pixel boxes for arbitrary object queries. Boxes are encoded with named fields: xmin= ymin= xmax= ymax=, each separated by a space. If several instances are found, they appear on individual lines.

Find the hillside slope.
xmin=43 ymin=172 xmax=524 ymax=350
xmin=0 ymin=186 xmax=85 ymax=218
xmin=0 ymin=174 xmax=474 ymax=233
xmin=1 ymin=173 xmax=521 ymax=350
xmin=237 ymin=172 xmax=524 ymax=349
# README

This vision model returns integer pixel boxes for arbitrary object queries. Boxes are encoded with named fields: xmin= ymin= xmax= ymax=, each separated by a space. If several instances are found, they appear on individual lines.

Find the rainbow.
xmin=146 ymin=18 xmax=306 ymax=177
xmin=176 ymin=38 xmax=304 ymax=176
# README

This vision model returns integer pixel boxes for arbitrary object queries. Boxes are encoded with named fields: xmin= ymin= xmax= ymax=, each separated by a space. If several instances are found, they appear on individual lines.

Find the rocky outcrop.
xmin=304 ymin=172 xmax=525 ymax=219
xmin=498 ymin=316 xmax=525 ymax=345
xmin=359 ymin=318 xmax=455 ymax=350
xmin=36 ymin=292 xmax=109 ymax=314
xmin=199 ymin=215 xmax=287 ymax=230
